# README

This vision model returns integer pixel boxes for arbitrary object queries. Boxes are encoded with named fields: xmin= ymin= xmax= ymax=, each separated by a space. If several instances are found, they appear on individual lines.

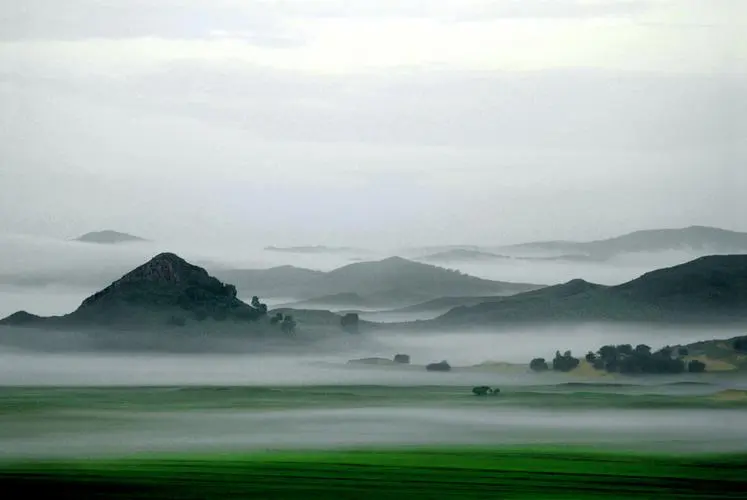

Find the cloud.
xmin=0 ymin=0 xmax=306 ymax=46
xmin=0 ymin=1 xmax=661 ymax=43
xmin=2 ymin=61 xmax=742 ymax=152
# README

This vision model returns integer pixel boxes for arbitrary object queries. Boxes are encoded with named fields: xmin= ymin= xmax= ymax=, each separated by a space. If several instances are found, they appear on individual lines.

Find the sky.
xmin=0 ymin=0 xmax=745 ymax=248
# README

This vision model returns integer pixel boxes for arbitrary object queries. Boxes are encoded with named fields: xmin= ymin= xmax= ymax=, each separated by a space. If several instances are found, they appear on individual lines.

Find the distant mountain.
xmin=500 ymin=226 xmax=747 ymax=260
xmin=418 ymin=249 xmax=511 ymax=263
xmin=74 ymin=230 xmax=148 ymax=244
xmin=219 ymin=257 xmax=542 ymax=306
xmin=0 ymin=253 xmax=265 ymax=330
xmin=278 ymin=292 xmax=369 ymax=309
xmin=213 ymin=265 xmax=326 ymax=298
xmin=434 ymin=255 xmax=747 ymax=328
xmin=265 ymin=245 xmax=365 ymax=254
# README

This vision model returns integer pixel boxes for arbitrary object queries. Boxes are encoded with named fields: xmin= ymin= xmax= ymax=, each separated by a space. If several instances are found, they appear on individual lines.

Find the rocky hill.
xmin=0 ymin=253 xmax=265 ymax=329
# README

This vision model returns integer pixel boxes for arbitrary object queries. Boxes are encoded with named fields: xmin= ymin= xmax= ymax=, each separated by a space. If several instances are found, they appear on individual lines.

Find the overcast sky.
xmin=0 ymin=0 xmax=745 ymax=248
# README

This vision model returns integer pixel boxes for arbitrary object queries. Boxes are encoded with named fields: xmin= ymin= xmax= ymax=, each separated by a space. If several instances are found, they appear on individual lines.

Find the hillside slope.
xmin=219 ymin=257 xmax=541 ymax=304
xmin=0 ymin=253 xmax=266 ymax=330
xmin=436 ymin=255 xmax=747 ymax=327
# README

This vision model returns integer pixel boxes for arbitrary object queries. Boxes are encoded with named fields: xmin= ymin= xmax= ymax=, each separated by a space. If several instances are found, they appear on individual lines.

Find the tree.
xmin=281 ymin=315 xmax=297 ymax=335
xmin=734 ymin=337 xmax=747 ymax=352
xmin=530 ymin=358 xmax=549 ymax=372
xmin=635 ymin=344 xmax=652 ymax=356
xmin=598 ymin=345 xmax=618 ymax=361
xmin=616 ymin=344 xmax=633 ymax=356
xmin=426 ymin=360 xmax=451 ymax=372
xmin=270 ymin=312 xmax=283 ymax=325
xmin=251 ymin=296 xmax=268 ymax=315
xmin=688 ymin=360 xmax=706 ymax=373
xmin=340 ymin=313 xmax=360 ymax=334
xmin=552 ymin=351 xmax=580 ymax=373
xmin=585 ymin=351 xmax=597 ymax=363
xmin=393 ymin=354 xmax=411 ymax=364
xmin=657 ymin=346 xmax=673 ymax=358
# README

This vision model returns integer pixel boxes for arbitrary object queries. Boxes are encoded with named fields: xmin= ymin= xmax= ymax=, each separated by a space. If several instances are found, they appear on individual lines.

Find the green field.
xmin=2 ymin=383 xmax=747 ymax=497
xmin=2 ymin=449 xmax=746 ymax=498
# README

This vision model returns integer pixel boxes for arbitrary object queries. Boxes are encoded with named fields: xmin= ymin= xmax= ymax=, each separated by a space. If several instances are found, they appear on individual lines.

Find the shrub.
xmin=688 ymin=360 xmax=706 ymax=373
xmin=393 ymin=354 xmax=411 ymax=364
xmin=529 ymin=358 xmax=549 ymax=372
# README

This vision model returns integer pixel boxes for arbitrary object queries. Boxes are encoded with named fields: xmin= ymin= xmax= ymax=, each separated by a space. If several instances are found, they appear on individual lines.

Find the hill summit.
xmin=1 ymin=253 xmax=265 ymax=328
xmin=74 ymin=230 xmax=147 ymax=244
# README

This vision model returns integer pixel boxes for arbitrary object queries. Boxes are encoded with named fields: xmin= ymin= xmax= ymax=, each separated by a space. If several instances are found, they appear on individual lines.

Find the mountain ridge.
xmin=432 ymin=254 xmax=747 ymax=327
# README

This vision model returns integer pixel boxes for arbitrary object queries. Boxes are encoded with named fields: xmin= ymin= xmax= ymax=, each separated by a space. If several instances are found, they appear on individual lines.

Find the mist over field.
xmin=1 ymin=1 xmax=745 ymax=495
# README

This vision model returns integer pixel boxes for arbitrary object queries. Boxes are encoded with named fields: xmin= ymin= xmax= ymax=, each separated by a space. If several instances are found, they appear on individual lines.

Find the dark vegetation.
xmin=426 ymin=360 xmax=451 ymax=372
xmin=531 ymin=344 xmax=709 ymax=375
xmin=340 ymin=312 xmax=360 ymax=334
xmin=394 ymin=353 xmax=411 ymax=364
xmin=472 ymin=386 xmax=500 ymax=396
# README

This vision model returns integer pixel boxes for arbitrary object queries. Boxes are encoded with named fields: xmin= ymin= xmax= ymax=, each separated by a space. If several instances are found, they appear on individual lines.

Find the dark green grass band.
xmin=2 ymin=449 xmax=746 ymax=499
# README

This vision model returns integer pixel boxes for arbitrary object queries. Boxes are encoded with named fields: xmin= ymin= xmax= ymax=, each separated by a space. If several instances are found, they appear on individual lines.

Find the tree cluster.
xmin=270 ymin=312 xmax=297 ymax=335
xmin=531 ymin=343 xmax=708 ymax=375
xmin=586 ymin=344 xmax=705 ymax=374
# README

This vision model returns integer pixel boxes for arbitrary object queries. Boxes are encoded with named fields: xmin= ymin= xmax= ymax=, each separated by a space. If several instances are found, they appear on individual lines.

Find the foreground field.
xmin=2 ymin=449 xmax=746 ymax=499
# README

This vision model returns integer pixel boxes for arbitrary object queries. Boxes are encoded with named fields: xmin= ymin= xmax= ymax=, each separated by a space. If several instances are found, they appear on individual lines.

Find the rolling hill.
xmin=434 ymin=255 xmax=747 ymax=327
xmin=500 ymin=226 xmax=747 ymax=260
xmin=74 ymin=230 xmax=148 ymax=244
xmin=218 ymin=257 xmax=542 ymax=307
xmin=418 ymin=249 xmax=511 ymax=263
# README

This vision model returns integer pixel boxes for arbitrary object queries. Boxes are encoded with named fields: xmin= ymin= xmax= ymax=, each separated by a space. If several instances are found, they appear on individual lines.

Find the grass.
xmin=1 ymin=384 xmax=745 ymax=416
xmin=1 ymin=448 xmax=745 ymax=499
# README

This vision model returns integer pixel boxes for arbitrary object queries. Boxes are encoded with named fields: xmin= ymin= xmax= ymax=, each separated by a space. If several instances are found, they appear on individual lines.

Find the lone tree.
xmin=688 ymin=360 xmax=706 ymax=373
xmin=281 ymin=315 xmax=297 ymax=335
xmin=393 ymin=354 xmax=411 ymax=364
xmin=340 ymin=313 xmax=360 ymax=334
xmin=251 ymin=296 xmax=268 ymax=315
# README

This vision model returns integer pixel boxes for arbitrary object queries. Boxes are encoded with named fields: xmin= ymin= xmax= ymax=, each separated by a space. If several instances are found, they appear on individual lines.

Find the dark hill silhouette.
xmin=74 ymin=230 xmax=148 ymax=244
xmin=436 ymin=255 xmax=747 ymax=327
xmin=0 ymin=253 xmax=264 ymax=329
